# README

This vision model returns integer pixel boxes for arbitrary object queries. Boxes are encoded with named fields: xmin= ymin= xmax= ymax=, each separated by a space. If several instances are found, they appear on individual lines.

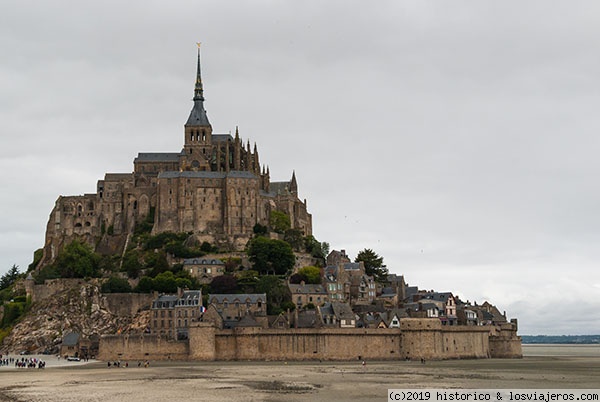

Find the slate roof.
xmin=176 ymin=290 xmax=202 ymax=307
xmin=104 ymin=173 xmax=133 ymax=181
xmin=134 ymin=153 xmax=181 ymax=163
xmin=209 ymin=293 xmax=266 ymax=304
xmin=236 ymin=314 xmax=261 ymax=327
xmin=212 ymin=134 xmax=233 ymax=142
xmin=288 ymin=283 xmax=327 ymax=295
xmin=62 ymin=332 xmax=80 ymax=347
xmin=296 ymin=310 xmax=318 ymax=328
xmin=268 ymin=181 xmax=291 ymax=196
xmin=152 ymin=295 xmax=178 ymax=309
xmin=343 ymin=262 xmax=362 ymax=271
xmin=158 ymin=170 xmax=258 ymax=180
xmin=185 ymin=100 xmax=211 ymax=126
xmin=331 ymin=302 xmax=355 ymax=321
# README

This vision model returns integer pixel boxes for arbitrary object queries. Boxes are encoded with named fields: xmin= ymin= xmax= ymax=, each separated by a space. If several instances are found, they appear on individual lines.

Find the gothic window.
xmin=190 ymin=132 xmax=194 ymax=141
xmin=202 ymin=131 xmax=206 ymax=141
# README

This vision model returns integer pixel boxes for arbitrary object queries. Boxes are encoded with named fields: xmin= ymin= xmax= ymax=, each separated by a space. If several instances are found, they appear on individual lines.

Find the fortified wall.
xmin=99 ymin=318 xmax=521 ymax=361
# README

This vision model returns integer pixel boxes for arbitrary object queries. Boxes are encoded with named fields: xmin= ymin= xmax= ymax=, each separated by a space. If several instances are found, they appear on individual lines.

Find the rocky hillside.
xmin=1 ymin=281 xmax=149 ymax=354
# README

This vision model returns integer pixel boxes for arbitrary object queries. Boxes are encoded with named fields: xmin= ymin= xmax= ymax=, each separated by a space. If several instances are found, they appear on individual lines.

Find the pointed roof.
xmin=186 ymin=46 xmax=211 ymax=127
xmin=290 ymin=171 xmax=298 ymax=193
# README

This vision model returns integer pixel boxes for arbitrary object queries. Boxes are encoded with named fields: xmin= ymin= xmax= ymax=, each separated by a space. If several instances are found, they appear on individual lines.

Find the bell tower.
xmin=183 ymin=43 xmax=213 ymax=171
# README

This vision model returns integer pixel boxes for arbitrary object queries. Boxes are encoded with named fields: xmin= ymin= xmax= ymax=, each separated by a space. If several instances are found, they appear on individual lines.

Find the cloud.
xmin=2 ymin=1 xmax=600 ymax=334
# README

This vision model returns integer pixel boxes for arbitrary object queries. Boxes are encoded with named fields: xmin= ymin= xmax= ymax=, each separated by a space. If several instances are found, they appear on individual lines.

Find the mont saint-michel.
xmin=0 ymin=49 xmax=521 ymax=361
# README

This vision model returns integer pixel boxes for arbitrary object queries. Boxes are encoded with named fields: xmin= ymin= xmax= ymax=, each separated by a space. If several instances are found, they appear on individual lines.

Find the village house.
xmin=150 ymin=289 xmax=202 ymax=339
xmin=207 ymin=293 xmax=267 ymax=328
xmin=183 ymin=257 xmax=226 ymax=284
xmin=319 ymin=302 xmax=356 ymax=328
xmin=288 ymin=281 xmax=328 ymax=308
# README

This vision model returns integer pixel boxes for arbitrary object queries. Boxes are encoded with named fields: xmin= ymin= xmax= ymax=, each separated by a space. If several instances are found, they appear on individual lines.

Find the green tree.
xmin=247 ymin=237 xmax=295 ymax=275
xmin=153 ymin=271 xmax=178 ymax=293
xmin=0 ymin=265 xmax=21 ymax=290
xmin=304 ymin=235 xmax=328 ymax=260
xmin=210 ymin=275 xmax=238 ymax=294
xmin=53 ymin=240 xmax=101 ymax=278
xmin=269 ymin=210 xmax=291 ymax=234
xmin=122 ymin=250 xmax=143 ymax=279
xmin=101 ymin=276 xmax=132 ymax=293
xmin=255 ymin=275 xmax=292 ymax=315
xmin=296 ymin=266 xmax=321 ymax=284
xmin=136 ymin=276 xmax=154 ymax=293
xmin=253 ymin=223 xmax=268 ymax=236
xmin=355 ymin=248 xmax=388 ymax=282
xmin=284 ymin=229 xmax=304 ymax=251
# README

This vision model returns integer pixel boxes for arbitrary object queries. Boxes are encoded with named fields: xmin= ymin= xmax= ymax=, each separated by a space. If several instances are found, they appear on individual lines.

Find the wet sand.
xmin=1 ymin=345 xmax=599 ymax=401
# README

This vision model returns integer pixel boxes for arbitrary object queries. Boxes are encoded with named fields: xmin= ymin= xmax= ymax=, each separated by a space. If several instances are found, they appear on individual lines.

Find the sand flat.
xmin=0 ymin=346 xmax=598 ymax=401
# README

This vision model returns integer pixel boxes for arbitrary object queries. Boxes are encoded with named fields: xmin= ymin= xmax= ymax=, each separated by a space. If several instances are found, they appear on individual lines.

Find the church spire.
xmin=194 ymin=44 xmax=204 ymax=102
xmin=185 ymin=43 xmax=211 ymax=127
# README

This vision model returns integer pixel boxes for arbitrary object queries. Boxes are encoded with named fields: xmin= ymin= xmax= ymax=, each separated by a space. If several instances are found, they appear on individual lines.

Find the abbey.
xmin=40 ymin=50 xmax=312 ymax=265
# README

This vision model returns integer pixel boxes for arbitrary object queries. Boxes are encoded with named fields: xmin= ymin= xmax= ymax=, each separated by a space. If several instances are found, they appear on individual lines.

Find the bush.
xmin=52 ymin=240 xmax=101 ymax=278
xmin=101 ymin=277 xmax=132 ymax=293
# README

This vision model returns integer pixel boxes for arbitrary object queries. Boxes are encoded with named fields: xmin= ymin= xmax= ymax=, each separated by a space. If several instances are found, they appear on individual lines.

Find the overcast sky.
xmin=2 ymin=1 xmax=600 ymax=335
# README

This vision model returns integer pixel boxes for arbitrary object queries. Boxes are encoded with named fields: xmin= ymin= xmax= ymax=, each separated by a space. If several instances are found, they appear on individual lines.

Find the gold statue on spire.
xmin=196 ymin=42 xmax=202 ymax=48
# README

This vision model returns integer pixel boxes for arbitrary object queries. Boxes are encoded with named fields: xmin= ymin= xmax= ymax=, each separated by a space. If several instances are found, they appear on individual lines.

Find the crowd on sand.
xmin=0 ymin=355 xmax=46 ymax=369
xmin=108 ymin=360 xmax=151 ymax=368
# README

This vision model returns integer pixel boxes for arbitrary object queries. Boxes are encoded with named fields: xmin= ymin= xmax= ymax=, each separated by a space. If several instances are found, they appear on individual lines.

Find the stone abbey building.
xmin=40 ymin=50 xmax=312 ymax=265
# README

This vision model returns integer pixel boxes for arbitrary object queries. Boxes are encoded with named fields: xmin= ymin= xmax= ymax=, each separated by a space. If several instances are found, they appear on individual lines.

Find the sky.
xmin=2 ymin=1 xmax=600 ymax=335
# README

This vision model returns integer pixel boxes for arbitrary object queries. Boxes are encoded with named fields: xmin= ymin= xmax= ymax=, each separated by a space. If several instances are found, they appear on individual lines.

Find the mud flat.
xmin=0 ymin=345 xmax=598 ymax=402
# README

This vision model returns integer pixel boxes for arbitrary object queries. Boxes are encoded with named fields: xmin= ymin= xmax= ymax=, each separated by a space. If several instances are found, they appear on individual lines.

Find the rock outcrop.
xmin=1 ymin=281 xmax=150 ymax=354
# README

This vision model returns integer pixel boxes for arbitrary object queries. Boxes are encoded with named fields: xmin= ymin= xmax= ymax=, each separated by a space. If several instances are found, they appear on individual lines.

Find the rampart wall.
xmin=99 ymin=318 xmax=521 ymax=362
xmin=98 ymin=334 xmax=189 ymax=361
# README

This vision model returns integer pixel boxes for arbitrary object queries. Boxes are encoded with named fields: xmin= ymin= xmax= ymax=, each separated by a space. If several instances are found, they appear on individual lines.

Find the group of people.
xmin=107 ymin=360 xmax=150 ymax=368
xmin=0 ymin=355 xmax=46 ymax=369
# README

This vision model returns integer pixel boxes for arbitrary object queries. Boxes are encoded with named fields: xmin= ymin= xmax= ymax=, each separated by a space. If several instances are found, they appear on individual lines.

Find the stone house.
xmin=323 ymin=251 xmax=375 ymax=305
xmin=183 ymin=257 xmax=226 ymax=284
xmin=60 ymin=332 xmax=80 ymax=358
xmin=288 ymin=281 xmax=328 ymax=308
xmin=150 ymin=289 xmax=202 ymax=339
xmin=319 ymin=302 xmax=356 ymax=328
xmin=207 ymin=293 xmax=267 ymax=321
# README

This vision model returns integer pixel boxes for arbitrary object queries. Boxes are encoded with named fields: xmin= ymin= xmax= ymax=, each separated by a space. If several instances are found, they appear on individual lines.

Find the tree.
xmin=289 ymin=273 xmax=308 ymax=284
xmin=269 ymin=210 xmax=291 ymax=234
xmin=101 ymin=276 xmax=132 ymax=293
xmin=296 ymin=266 xmax=321 ymax=284
xmin=355 ymin=248 xmax=389 ymax=282
xmin=0 ymin=265 xmax=21 ymax=290
xmin=284 ymin=229 xmax=304 ymax=251
xmin=253 ymin=223 xmax=268 ymax=236
xmin=210 ymin=275 xmax=238 ymax=294
xmin=53 ymin=240 xmax=101 ymax=278
xmin=304 ymin=235 xmax=327 ymax=260
xmin=152 ymin=271 xmax=178 ymax=293
xmin=136 ymin=276 xmax=154 ymax=293
xmin=247 ymin=237 xmax=295 ymax=275
xmin=255 ymin=275 xmax=292 ymax=315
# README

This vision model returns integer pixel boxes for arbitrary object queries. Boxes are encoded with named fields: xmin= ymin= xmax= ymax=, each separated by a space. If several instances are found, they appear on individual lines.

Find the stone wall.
xmin=103 ymin=293 xmax=154 ymax=317
xmin=98 ymin=334 xmax=189 ymax=361
xmin=99 ymin=318 xmax=521 ymax=362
